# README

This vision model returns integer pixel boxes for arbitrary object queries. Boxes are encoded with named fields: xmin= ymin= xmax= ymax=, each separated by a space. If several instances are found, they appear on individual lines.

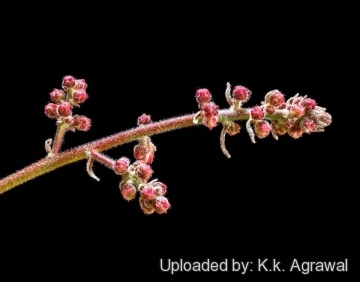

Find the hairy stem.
xmin=88 ymin=150 xmax=115 ymax=170
xmin=51 ymin=123 xmax=68 ymax=154
xmin=0 ymin=108 xmax=249 ymax=194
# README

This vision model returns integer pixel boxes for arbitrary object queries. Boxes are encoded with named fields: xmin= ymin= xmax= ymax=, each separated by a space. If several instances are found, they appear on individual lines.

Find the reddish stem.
xmin=89 ymin=150 xmax=115 ymax=170
xmin=0 ymin=108 xmax=249 ymax=194
xmin=51 ymin=123 xmax=68 ymax=154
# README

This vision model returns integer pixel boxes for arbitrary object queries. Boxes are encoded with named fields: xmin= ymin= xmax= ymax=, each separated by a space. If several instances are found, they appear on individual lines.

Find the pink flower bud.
xmin=287 ymin=125 xmax=303 ymax=139
xmin=250 ymin=106 xmax=265 ymax=120
xmin=291 ymin=97 xmax=303 ymax=105
xmin=286 ymin=118 xmax=296 ymax=128
xmin=265 ymin=90 xmax=285 ymax=107
xmin=74 ymin=79 xmax=87 ymax=90
xmin=300 ymin=118 xmax=316 ymax=133
xmin=233 ymin=85 xmax=251 ymax=102
xmin=57 ymin=102 xmax=72 ymax=117
xmin=302 ymin=98 xmax=317 ymax=110
xmin=265 ymin=106 xmax=275 ymax=114
xmin=225 ymin=122 xmax=241 ymax=136
xmin=44 ymin=103 xmax=59 ymax=118
xmin=153 ymin=181 xmax=167 ymax=196
xmin=64 ymin=115 xmax=74 ymax=124
xmin=154 ymin=196 xmax=171 ymax=214
xmin=139 ymin=197 xmax=155 ymax=215
xmin=73 ymin=115 xmax=91 ymax=131
xmin=135 ymin=162 xmax=153 ymax=182
xmin=50 ymin=88 xmax=65 ymax=103
xmin=203 ymin=116 xmax=218 ymax=130
xmin=113 ymin=157 xmax=130 ymax=174
xmin=254 ymin=120 xmax=271 ymax=138
xmin=278 ymin=103 xmax=287 ymax=109
xmin=62 ymin=75 xmax=75 ymax=90
xmin=318 ymin=112 xmax=332 ymax=126
xmin=289 ymin=104 xmax=305 ymax=118
xmin=73 ymin=90 xmax=88 ymax=104
xmin=137 ymin=114 xmax=152 ymax=125
xmin=120 ymin=182 xmax=137 ymax=201
xmin=140 ymin=185 xmax=156 ymax=200
xmin=195 ymin=88 xmax=211 ymax=104
xmin=144 ymin=145 xmax=155 ymax=164
xmin=271 ymin=120 xmax=287 ymax=136
xmin=202 ymin=102 xmax=219 ymax=117
xmin=133 ymin=145 xmax=147 ymax=160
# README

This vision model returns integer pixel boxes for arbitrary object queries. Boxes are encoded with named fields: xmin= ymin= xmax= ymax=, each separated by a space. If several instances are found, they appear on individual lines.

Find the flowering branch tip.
xmin=0 ymin=75 xmax=332 ymax=216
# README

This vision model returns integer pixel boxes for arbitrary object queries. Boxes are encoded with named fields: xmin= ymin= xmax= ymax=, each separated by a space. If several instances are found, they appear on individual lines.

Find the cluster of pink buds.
xmin=191 ymin=83 xmax=332 ymax=158
xmin=44 ymin=75 xmax=91 ymax=132
xmin=242 ymin=89 xmax=332 ymax=143
xmin=109 ymin=114 xmax=170 ymax=215
xmin=193 ymin=89 xmax=219 ymax=130
xmin=265 ymin=90 xmax=330 ymax=140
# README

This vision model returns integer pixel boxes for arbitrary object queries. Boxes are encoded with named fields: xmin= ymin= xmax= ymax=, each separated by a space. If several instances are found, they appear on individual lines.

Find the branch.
xmin=0 ymin=108 xmax=248 ymax=194
xmin=0 ymin=79 xmax=332 ymax=201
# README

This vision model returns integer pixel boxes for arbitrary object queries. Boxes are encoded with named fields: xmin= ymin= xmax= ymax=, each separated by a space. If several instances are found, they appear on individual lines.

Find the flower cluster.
xmin=246 ymin=89 xmax=332 ymax=142
xmin=194 ymin=89 xmax=220 ymax=130
xmin=110 ymin=115 xmax=170 ymax=215
xmin=192 ymin=84 xmax=332 ymax=154
xmin=268 ymin=92 xmax=330 ymax=139
xmin=217 ymin=85 xmax=332 ymax=143
xmin=44 ymin=75 xmax=91 ymax=132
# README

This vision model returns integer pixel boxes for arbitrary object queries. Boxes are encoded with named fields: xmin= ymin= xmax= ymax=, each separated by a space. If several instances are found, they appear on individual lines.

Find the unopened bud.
xmin=302 ymin=98 xmax=317 ymax=110
xmin=62 ymin=75 xmax=75 ymax=90
xmin=289 ymin=104 xmax=305 ymax=118
xmin=57 ymin=102 xmax=72 ymax=117
xmin=135 ymin=162 xmax=153 ymax=182
xmin=50 ymin=89 xmax=65 ymax=103
xmin=265 ymin=106 xmax=275 ymax=114
xmin=203 ymin=116 xmax=218 ymax=130
xmin=73 ymin=90 xmax=88 ymax=104
xmin=120 ymin=182 xmax=137 ymax=201
xmin=287 ymin=125 xmax=303 ymax=139
xmin=195 ymin=88 xmax=211 ymax=104
xmin=74 ymin=79 xmax=87 ymax=90
xmin=254 ymin=120 xmax=271 ymax=138
xmin=64 ymin=115 xmax=74 ymax=124
xmin=73 ymin=115 xmax=91 ymax=131
xmin=233 ymin=85 xmax=251 ymax=102
xmin=113 ymin=157 xmax=130 ymax=174
xmin=271 ymin=120 xmax=287 ymax=136
xmin=250 ymin=106 xmax=265 ymax=120
xmin=44 ymin=103 xmax=59 ymax=118
xmin=225 ymin=122 xmax=241 ymax=136
xmin=202 ymin=102 xmax=219 ymax=118
xmin=133 ymin=145 xmax=147 ymax=160
xmin=154 ymin=196 xmax=171 ymax=214
xmin=140 ymin=185 xmax=156 ymax=200
xmin=300 ymin=118 xmax=316 ymax=133
xmin=137 ymin=114 xmax=152 ymax=125
xmin=139 ymin=197 xmax=155 ymax=215
xmin=153 ymin=182 xmax=167 ymax=196
xmin=265 ymin=90 xmax=285 ymax=107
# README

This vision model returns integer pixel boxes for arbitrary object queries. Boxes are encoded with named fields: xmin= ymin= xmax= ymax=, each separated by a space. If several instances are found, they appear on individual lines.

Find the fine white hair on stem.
xmin=86 ymin=156 xmax=100 ymax=181
xmin=225 ymin=82 xmax=233 ymax=106
xmin=220 ymin=127 xmax=231 ymax=158
xmin=246 ymin=119 xmax=256 ymax=144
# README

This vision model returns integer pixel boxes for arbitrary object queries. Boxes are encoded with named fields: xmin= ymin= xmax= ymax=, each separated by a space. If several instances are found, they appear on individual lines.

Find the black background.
xmin=0 ymin=1 xmax=355 ymax=279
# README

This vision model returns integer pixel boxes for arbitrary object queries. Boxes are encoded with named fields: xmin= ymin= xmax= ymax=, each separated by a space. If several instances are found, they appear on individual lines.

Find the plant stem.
xmin=88 ymin=150 xmax=115 ymax=170
xmin=0 ymin=108 xmax=249 ymax=194
xmin=51 ymin=123 xmax=68 ymax=154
